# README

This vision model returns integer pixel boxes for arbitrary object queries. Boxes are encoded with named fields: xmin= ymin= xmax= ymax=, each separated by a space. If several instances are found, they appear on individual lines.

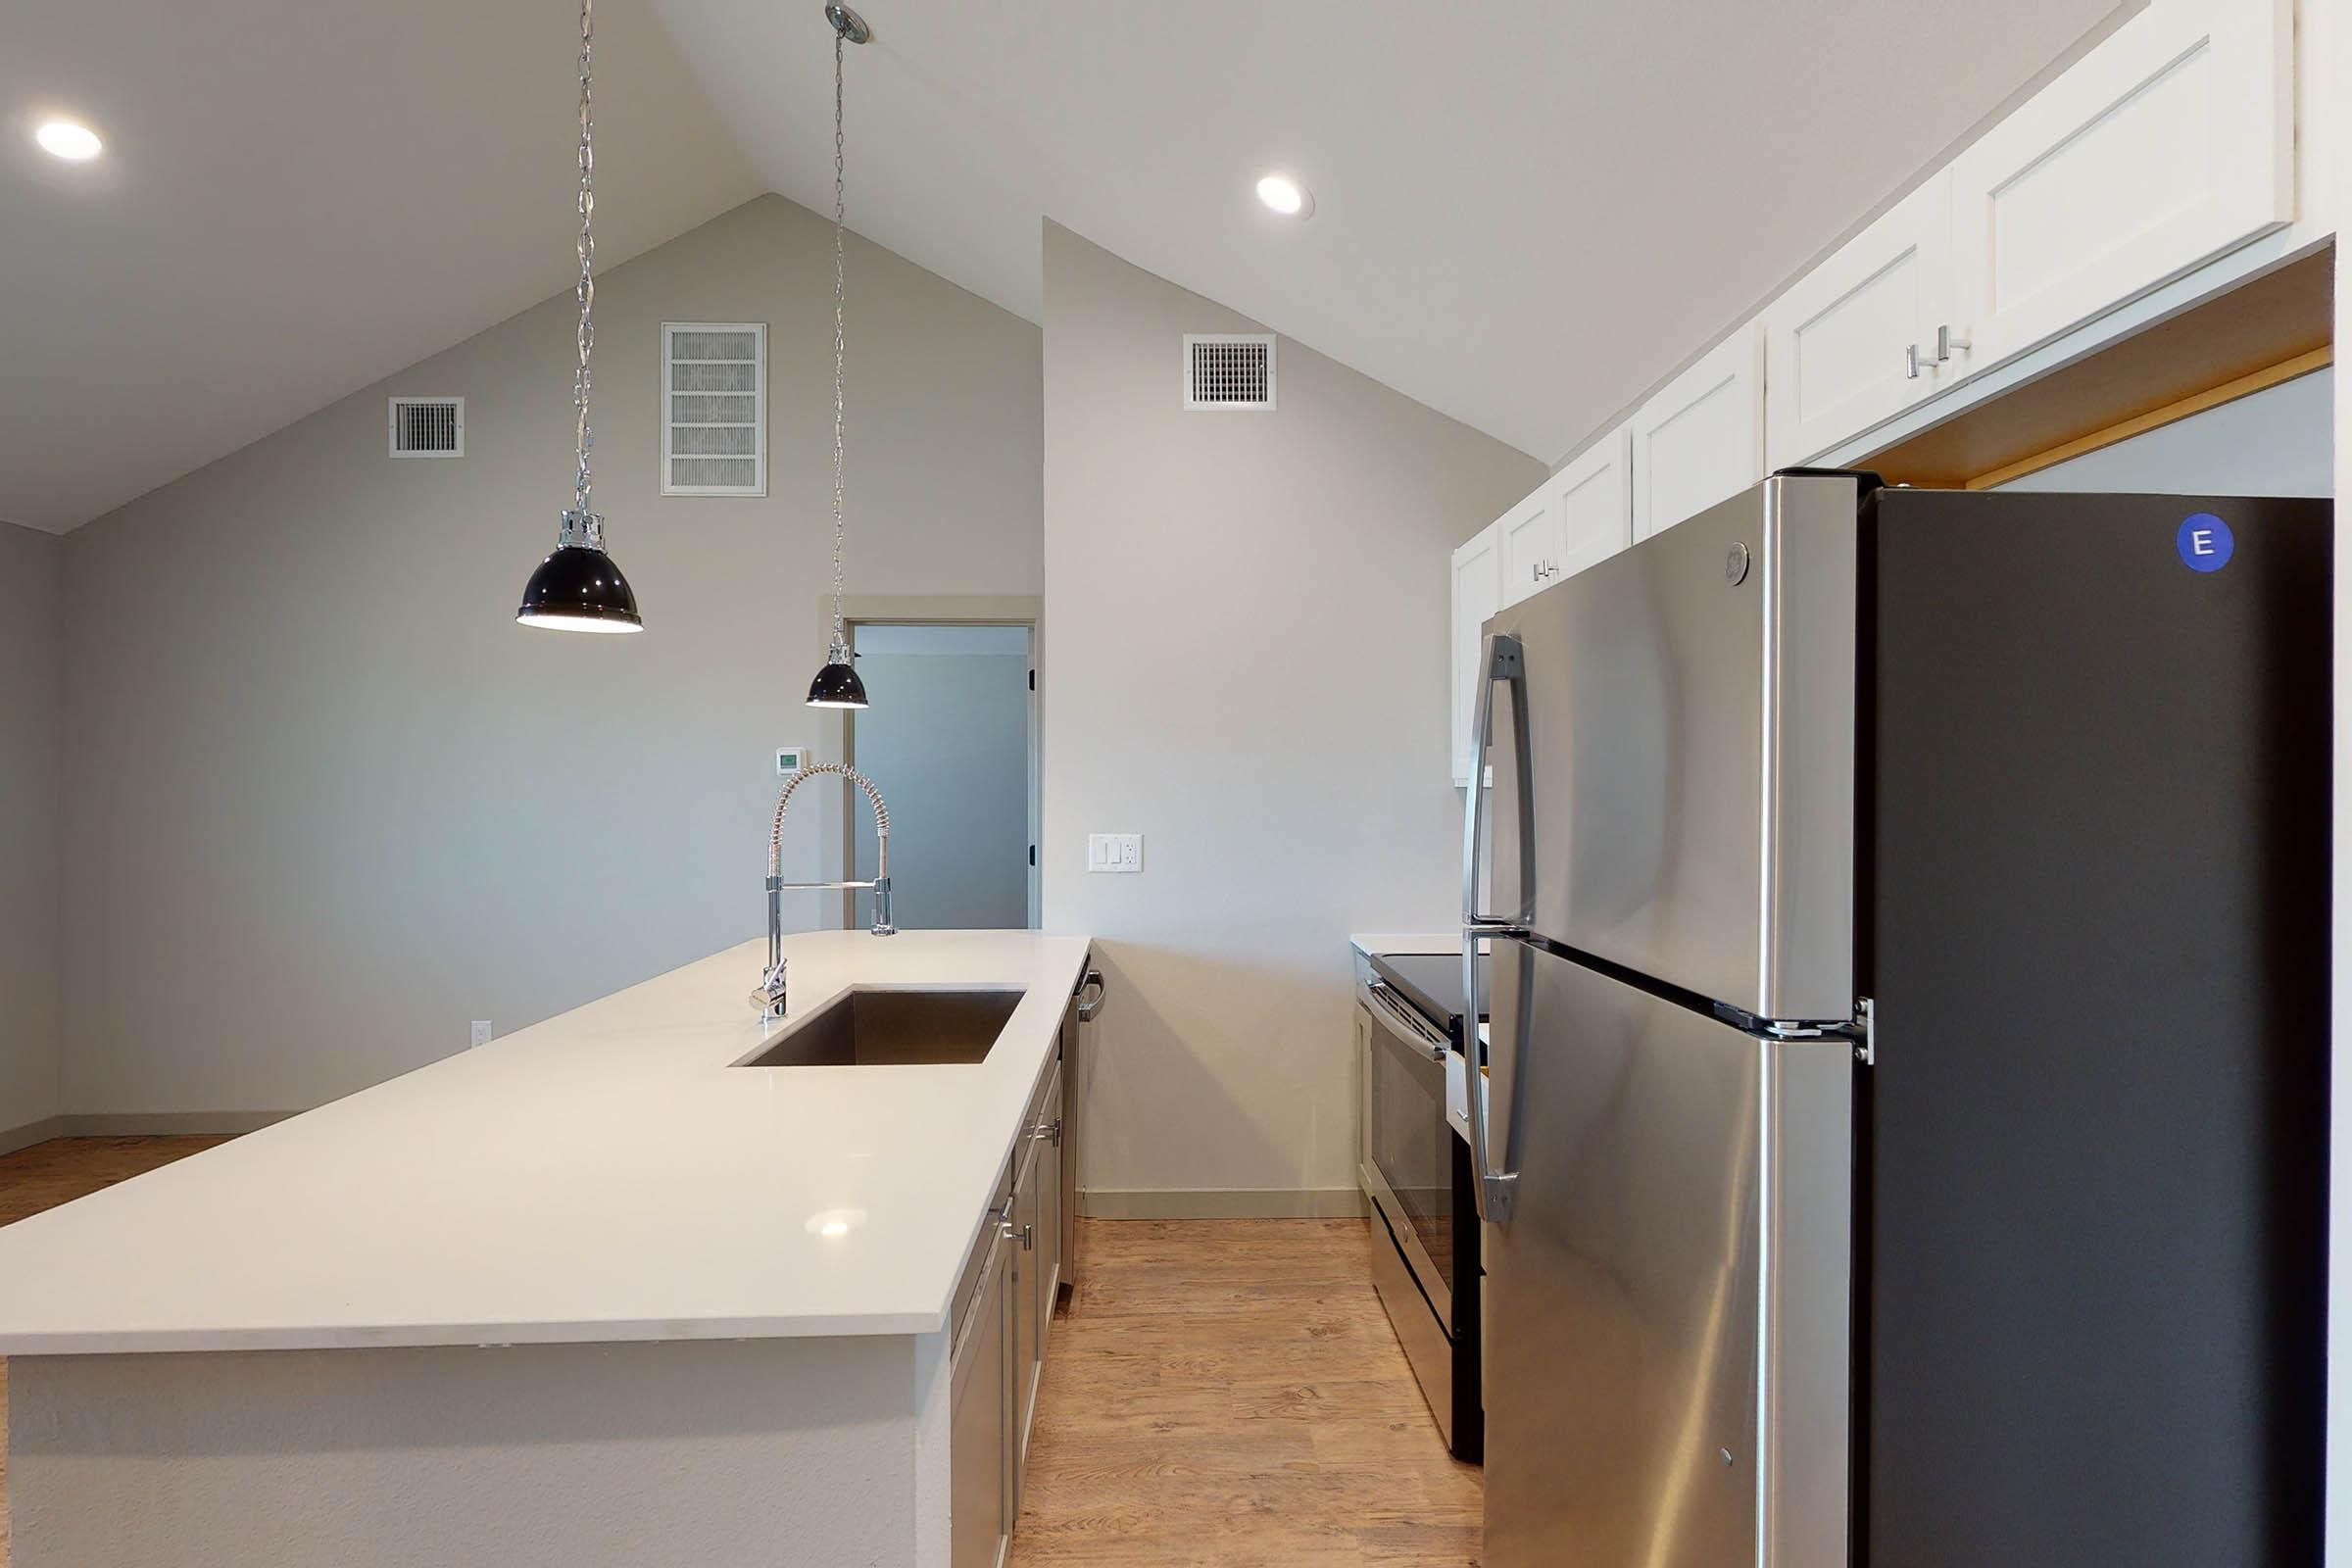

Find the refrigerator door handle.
xmin=1462 ymin=930 xmax=1520 ymax=1222
xmin=1462 ymin=631 xmax=1529 ymax=1226
xmin=1461 ymin=631 xmax=1531 ymax=930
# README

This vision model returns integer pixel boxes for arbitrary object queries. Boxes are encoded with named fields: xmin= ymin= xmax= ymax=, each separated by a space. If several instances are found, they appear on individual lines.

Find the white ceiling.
xmin=656 ymin=0 xmax=2130 ymax=466
xmin=5 ymin=0 xmax=2126 ymax=533
xmin=1 ymin=0 xmax=759 ymax=534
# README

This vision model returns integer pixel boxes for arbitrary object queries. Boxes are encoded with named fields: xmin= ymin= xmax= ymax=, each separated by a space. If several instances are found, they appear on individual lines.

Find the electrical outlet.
xmin=1087 ymin=833 xmax=1144 ymax=873
xmin=469 ymin=1020 xmax=494 ymax=1049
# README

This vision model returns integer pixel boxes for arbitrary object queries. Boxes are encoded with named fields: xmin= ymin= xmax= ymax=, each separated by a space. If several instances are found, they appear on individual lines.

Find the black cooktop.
xmin=1368 ymin=949 xmax=1487 ymax=1040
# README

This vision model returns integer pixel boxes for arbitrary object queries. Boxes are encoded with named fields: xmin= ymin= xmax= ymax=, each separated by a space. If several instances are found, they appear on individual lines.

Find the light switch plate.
xmin=1088 ymin=833 xmax=1144 ymax=873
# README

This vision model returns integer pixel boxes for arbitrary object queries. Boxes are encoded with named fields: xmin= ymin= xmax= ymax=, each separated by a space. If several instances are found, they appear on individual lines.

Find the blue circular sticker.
xmin=2178 ymin=513 xmax=2234 ymax=572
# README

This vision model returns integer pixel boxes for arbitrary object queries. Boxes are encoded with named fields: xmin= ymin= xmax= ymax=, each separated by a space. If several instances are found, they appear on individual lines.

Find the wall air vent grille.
xmin=388 ymin=398 xmax=464 ymax=458
xmin=662 ymin=321 xmax=767 ymax=495
xmin=1183 ymin=334 xmax=1276 ymax=410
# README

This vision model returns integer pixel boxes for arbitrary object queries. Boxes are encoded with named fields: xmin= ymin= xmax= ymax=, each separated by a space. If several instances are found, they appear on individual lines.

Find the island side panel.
xmin=11 ymin=1337 xmax=930 ymax=1568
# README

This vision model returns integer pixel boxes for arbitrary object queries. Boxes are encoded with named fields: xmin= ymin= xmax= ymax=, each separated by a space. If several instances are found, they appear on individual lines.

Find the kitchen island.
xmin=0 ymin=928 xmax=1092 ymax=1568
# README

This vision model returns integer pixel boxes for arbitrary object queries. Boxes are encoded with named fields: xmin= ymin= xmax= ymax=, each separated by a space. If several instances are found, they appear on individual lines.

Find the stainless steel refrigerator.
xmin=1462 ymin=471 xmax=2328 ymax=1567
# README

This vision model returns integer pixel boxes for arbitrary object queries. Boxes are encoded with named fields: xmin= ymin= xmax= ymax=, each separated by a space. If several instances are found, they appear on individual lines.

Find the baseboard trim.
xmin=1079 ymin=1187 xmax=1368 ymax=1220
xmin=55 ymin=1110 xmax=299 ymax=1138
xmin=0 ymin=1116 xmax=66 ymax=1157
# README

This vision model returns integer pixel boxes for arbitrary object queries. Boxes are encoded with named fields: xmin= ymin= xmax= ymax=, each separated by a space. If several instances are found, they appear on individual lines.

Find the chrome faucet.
xmin=752 ymin=762 xmax=896 ymax=1018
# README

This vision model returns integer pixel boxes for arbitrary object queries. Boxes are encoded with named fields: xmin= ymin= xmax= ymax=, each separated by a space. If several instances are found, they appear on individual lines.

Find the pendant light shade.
xmin=516 ymin=513 xmax=641 ymax=632
xmin=806 ymin=6 xmax=872 ymax=707
xmin=517 ymin=0 xmax=643 ymax=634
xmin=806 ymin=638 xmax=868 ymax=708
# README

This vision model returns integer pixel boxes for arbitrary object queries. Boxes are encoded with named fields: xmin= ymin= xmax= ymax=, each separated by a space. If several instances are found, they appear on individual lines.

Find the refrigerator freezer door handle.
xmin=1462 ymin=632 xmax=1531 ymax=928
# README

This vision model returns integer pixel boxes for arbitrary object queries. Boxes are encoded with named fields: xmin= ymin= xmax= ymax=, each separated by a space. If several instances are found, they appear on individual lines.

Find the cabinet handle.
xmin=1019 ymin=1223 xmax=1035 ymax=1251
xmin=1030 ymin=1120 xmax=1056 ymax=1143
xmin=1904 ymin=342 xmax=1926 ymax=380
xmin=1934 ymin=323 xmax=1973 ymax=364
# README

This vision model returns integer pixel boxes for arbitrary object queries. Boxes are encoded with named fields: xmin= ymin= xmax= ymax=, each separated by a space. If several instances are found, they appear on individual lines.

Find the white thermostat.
xmin=776 ymin=746 xmax=812 ymax=776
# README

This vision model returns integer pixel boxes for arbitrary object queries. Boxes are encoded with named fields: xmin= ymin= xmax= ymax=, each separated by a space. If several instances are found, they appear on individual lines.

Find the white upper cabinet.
xmin=1545 ymin=426 xmax=1634 ymax=586
xmin=1450 ymin=521 xmax=1504 ymax=786
xmin=1763 ymin=172 xmax=1955 ymax=470
xmin=1947 ymin=0 xmax=2292 ymax=368
xmin=1500 ymin=427 xmax=1634 ymax=609
xmin=1496 ymin=489 xmax=1560 ymax=612
xmin=1631 ymin=325 xmax=1765 ymax=540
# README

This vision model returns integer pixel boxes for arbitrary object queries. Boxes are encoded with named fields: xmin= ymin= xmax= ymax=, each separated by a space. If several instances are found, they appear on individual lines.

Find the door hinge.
xmin=1028 ymin=844 xmax=1037 ymax=867
xmin=1028 ymin=668 xmax=1036 ymax=691
xmin=1852 ymin=997 xmax=1876 ymax=1066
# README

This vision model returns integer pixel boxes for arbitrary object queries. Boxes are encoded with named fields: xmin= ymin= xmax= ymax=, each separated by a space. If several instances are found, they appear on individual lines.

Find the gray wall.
xmin=850 ymin=625 xmax=1032 ymax=931
xmin=0 ymin=524 xmax=64 ymax=1141
xmin=58 ymin=195 xmax=1043 ymax=1116
xmin=1040 ymin=222 xmax=1544 ymax=1210
xmin=1999 ymin=369 xmax=2332 ymax=495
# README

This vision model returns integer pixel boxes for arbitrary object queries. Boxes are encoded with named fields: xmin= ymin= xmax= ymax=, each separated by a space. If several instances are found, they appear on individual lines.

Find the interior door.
xmin=1480 ymin=935 xmax=1761 ymax=1568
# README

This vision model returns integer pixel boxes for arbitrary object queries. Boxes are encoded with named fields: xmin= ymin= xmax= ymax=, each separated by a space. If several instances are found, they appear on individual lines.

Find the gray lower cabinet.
xmin=951 ymin=1043 xmax=1069 ymax=1566
xmin=949 ymin=1214 xmax=1010 ymax=1568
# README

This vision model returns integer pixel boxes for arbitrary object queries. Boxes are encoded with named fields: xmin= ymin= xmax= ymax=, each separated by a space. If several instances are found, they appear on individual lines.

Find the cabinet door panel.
xmin=1450 ymin=523 xmax=1504 ymax=785
xmin=1010 ymin=1140 xmax=1044 ymax=1493
xmin=1036 ymin=1073 xmax=1063 ymax=1343
xmin=1631 ymin=326 xmax=1764 ymax=540
xmin=1949 ymin=0 xmax=2290 ymax=367
xmin=950 ymin=1237 xmax=1008 ymax=1568
xmin=1498 ymin=490 xmax=1564 ymax=611
xmin=1763 ymin=173 xmax=1953 ymax=469
xmin=1550 ymin=427 xmax=1633 ymax=582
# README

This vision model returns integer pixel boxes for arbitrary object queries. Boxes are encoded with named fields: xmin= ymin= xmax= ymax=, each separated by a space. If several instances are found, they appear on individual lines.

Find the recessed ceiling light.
xmin=35 ymin=120 xmax=103 ymax=161
xmin=1255 ymin=172 xmax=1312 ymax=219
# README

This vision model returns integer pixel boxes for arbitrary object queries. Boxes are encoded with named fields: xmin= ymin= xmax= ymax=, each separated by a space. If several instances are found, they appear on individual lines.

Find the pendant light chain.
xmin=828 ymin=26 xmax=849 ymax=653
xmin=570 ymin=0 xmax=600 ymax=540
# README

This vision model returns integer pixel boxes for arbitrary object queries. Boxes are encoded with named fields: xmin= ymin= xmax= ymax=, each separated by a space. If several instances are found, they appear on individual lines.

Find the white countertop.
xmin=0 ymin=929 xmax=1091 ymax=1355
xmin=1348 ymin=931 xmax=1461 ymax=956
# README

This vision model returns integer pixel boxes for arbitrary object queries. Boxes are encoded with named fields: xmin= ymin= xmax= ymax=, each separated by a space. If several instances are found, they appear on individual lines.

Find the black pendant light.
xmin=807 ymin=4 xmax=871 ymax=708
xmin=517 ymin=0 xmax=642 ymax=634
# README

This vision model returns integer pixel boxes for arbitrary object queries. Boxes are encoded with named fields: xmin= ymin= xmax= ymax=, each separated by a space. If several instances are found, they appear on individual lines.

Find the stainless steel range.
xmin=1355 ymin=947 xmax=1483 ymax=1461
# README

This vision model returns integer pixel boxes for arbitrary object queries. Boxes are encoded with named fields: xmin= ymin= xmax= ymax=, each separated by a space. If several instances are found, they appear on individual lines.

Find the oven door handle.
xmin=1365 ymin=981 xmax=1447 ymax=1063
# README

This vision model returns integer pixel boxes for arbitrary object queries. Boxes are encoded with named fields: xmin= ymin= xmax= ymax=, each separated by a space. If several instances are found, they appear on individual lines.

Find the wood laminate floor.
xmin=0 ymin=1143 xmax=1482 ymax=1566
xmin=1014 ymin=1218 xmax=1484 ymax=1567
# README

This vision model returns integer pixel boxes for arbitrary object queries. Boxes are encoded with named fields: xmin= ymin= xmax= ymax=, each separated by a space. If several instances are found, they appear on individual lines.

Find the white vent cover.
xmin=1183 ymin=334 xmax=1276 ymax=410
xmin=388 ymin=397 xmax=464 ymax=458
xmin=662 ymin=321 xmax=767 ymax=496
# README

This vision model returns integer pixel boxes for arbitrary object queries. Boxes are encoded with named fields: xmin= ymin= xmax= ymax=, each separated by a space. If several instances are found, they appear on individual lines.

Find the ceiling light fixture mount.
xmin=1255 ymin=172 xmax=1313 ymax=219
xmin=35 ymin=120 xmax=103 ymax=161
xmin=516 ymin=0 xmax=643 ymax=634
xmin=808 ymin=3 xmax=873 ymax=709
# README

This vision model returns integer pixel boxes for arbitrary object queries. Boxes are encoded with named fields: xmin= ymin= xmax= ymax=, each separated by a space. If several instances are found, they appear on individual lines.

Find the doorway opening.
xmin=842 ymin=621 xmax=1039 ymax=930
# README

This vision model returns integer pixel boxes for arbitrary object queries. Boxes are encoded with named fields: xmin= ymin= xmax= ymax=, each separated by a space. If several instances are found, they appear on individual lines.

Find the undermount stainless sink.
xmin=733 ymin=987 xmax=1026 ymax=1068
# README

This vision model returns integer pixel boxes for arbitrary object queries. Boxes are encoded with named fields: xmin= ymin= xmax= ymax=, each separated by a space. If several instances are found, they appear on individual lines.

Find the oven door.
xmin=1360 ymin=978 xmax=1458 ymax=1327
